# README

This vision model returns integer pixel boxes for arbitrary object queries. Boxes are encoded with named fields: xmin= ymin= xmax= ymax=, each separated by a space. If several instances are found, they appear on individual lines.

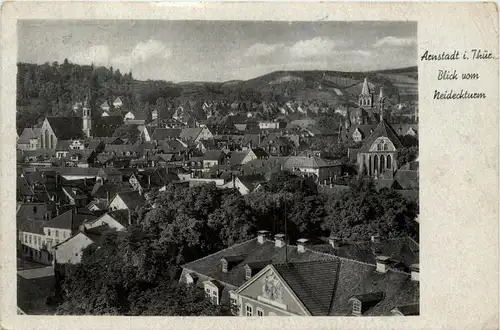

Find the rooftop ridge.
xmin=304 ymin=246 xmax=412 ymax=274
xmin=181 ymin=237 xmax=259 ymax=268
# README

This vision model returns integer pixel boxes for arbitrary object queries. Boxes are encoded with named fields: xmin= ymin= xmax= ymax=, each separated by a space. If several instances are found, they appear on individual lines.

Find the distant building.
xmin=355 ymin=118 xmax=404 ymax=179
xmin=113 ymin=97 xmax=123 ymax=109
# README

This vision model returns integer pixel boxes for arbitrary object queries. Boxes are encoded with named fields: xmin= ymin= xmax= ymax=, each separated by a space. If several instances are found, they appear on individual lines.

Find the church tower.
xmin=359 ymin=77 xmax=373 ymax=108
xmin=82 ymin=95 xmax=92 ymax=138
xmin=379 ymin=87 xmax=386 ymax=121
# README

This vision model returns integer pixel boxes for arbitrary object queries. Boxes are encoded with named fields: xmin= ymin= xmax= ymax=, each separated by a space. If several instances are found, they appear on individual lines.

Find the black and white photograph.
xmin=15 ymin=19 xmax=420 ymax=317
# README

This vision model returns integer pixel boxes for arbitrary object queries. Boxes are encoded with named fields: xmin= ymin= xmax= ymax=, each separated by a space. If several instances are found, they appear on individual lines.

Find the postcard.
xmin=0 ymin=2 xmax=498 ymax=330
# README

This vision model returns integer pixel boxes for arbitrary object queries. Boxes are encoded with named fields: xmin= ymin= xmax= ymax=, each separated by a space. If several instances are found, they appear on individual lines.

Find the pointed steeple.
xmin=379 ymin=87 xmax=385 ymax=121
xmin=361 ymin=77 xmax=371 ymax=95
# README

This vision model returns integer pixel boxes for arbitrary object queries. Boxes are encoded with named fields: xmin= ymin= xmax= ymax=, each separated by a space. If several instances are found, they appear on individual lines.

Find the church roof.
xmin=359 ymin=120 xmax=404 ymax=153
xmin=361 ymin=77 xmax=371 ymax=95
xmin=46 ymin=117 xmax=85 ymax=140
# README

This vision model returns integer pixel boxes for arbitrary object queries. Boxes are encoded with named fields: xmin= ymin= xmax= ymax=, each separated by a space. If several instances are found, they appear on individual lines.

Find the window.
xmin=221 ymin=259 xmax=228 ymax=273
xmin=205 ymin=288 xmax=210 ymax=294
xmin=38 ymin=236 xmax=41 ymax=246
xmin=352 ymin=300 xmax=362 ymax=315
xmin=257 ymin=308 xmax=264 ymax=316
xmin=245 ymin=304 xmax=253 ymax=316
xmin=245 ymin=266 xmax=252 ymax=280
xmin=211 ymin=290 xmax=218 ymax=305
xmin=48 ymin=229 xmax=51 ymax=236
xmin=55 ymin=230 xmax=59 ymax=237
xmin=29 ymin=235 xmax=32 ymax=244
xmin=24 ymin=234 xmax=27 ymax=243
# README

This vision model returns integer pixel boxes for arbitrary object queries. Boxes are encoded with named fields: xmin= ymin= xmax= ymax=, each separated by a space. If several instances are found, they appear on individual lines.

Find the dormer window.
xmin=245 ymin=265 xmax=252 ymax=280
xmin=221 ymin=259 xmax=228 ymax=273
xmin=349 ymin=292 xmax=384 ymax=316
xmin=352 ymin=300 xmax=361 ymax=316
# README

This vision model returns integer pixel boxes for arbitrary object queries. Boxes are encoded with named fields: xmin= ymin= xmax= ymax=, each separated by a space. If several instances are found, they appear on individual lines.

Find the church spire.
xmin=379 ymin=87 xmax=386 ymax=121
xmin=361 ymin=77 xmax=371 ymax=95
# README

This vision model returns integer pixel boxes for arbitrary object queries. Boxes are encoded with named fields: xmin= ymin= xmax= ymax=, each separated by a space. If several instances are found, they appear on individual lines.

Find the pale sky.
xmin=18 ymin=20 xmax=417 ymax=82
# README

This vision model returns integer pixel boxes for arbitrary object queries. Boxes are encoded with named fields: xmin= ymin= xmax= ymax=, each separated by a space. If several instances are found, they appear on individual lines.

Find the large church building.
xmin=39 ymin=98 xmax=123 ymax=149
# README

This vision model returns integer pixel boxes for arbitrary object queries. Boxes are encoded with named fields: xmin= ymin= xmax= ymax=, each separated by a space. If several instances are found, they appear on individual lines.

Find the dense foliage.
xmin=57 ymin=173 xmax=418 ymax=315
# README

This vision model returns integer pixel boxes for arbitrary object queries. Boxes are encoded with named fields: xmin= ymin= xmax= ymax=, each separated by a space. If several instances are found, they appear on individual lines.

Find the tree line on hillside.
xmin=55 ymin=173 xmax=418 ymax=315
xmin=17 ymin=61 xmax=415 ymax=131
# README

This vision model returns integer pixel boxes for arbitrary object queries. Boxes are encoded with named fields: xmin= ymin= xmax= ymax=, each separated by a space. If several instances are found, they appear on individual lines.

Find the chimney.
xmin=375 ymin=255 xmax=390 ymax=273
xmin=371 ymin=235 xmax=381 ymax=243
xmin=410 ymin=263 xmax=419 ymax=282
xmin=274 ymin=233 xmax=286 ymax=248
xmin=296 ymin=238 xmax=309 ymax=253
xmin=257 ymin=230 xmax=270 ymax=244
xmin=329 ymin=236 xmax=341 ymax=248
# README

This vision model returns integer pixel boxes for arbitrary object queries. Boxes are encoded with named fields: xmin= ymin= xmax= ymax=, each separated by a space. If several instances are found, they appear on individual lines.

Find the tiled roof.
xmin=283 ymin=156 xmax=330 ymax=169
xmin=182 ymin=238 xmax=333 ymax=288
xmin=62 ymin=186 xmax=88 ymax=200
xmin=43 ymin=209 xmax=97 ymax=231
xmin=106 ymin=209 xmax=131 ymax=227
xmin=114 ymin=191 xmax=145 ymax=211
xmin=179 ymin=128 xmax=203 ymax=140
xmin=392 ymin=303 xmax=419 ymax=316
xmin=329 ymin=258 xmax=419 ymax=316
xmin=394 ymin=170 xmax=419 ymax=190
xmin=151 ymin=128 xmax=182 ymax=141
xmin=16 ymin=203 xmax=50 ymax=227
xmin=309 ymin=237 xmax=419 ymax=270
xmin=60 ymin=167 xmax=100 ymax=177
xmin=18 ymin=219 xmax=46 ymax=235
xmin=46 ymin=117 xmax=85 ymax=140
xmin=237 ymin=174 xmax=266 ymax=191
xmin=203 ymin=150 xmax=223 ymax=161
xmin=391 ymin=124 xmax=418 ymax=136
xmin=251 ymin=148 xmax=268 ymax=159
xmin=157 ymin=139 xmax=187 ymax=153
xmin=274 ymin=259 xmax=340 ymax=315
xmin=229 ymin=151 xmax=249 ymax=166
xmin=91 ymin=116 xmax=124 ymax=138
xmin=359 ymin=120 xmax=404 ymax=153
xmin=347 ymin=124 xmax=378 ymax=140
xmin=18 ymin=127 xmax=41 ymax=144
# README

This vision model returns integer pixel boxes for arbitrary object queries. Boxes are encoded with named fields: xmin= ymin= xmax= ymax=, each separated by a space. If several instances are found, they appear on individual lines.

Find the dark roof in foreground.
xmin=274 ymin=260 xmax=340 ymax=315
xmin=182 ymin=238 xmax=333 ymax=288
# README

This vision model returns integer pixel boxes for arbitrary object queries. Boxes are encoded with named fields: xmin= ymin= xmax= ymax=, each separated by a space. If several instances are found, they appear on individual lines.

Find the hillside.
xmin=16 ymin=61 xmax=417 ymax=130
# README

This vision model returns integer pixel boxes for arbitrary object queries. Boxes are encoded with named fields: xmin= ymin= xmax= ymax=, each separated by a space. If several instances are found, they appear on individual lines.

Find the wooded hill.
xmin=16 ymin=60 xmax=417 ymax=130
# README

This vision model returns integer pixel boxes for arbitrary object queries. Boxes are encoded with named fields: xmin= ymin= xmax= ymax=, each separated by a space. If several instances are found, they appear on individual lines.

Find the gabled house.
xmin=283 ymin=156 xmax=343 ymax=183
xmin=259 ymin=135 xmax=295 ymax=157
xmin=229 ymin=149 xmax=265 ymax=167
xmin=108 ymin=190 xmax=145 ymax=212
xmin=17 ymin=126 xmax=41 ymax=150
xmin=61 ymin=186 xmax=88 ymax=207
xmin=151 ymin=128 xmax=182 ymax=141
xmin=129 ymin=168 xmax=180 ymax=194
xmin=42 ymin=209 xmax=97 ymax=251
xmin=179 ymin=127 xmax=213 ymax=143
xmin=233 ymin=174 xmax=266 ymax=195
xmin=83 ymin=209 xmax=130 ymax=231
xmin=180 ymin=231 xmax=419 ymax=316
xmin=100 ymin=101 xmax=111 ymax=111
xmin=113 ymin=97 xmax=123 ymax=109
